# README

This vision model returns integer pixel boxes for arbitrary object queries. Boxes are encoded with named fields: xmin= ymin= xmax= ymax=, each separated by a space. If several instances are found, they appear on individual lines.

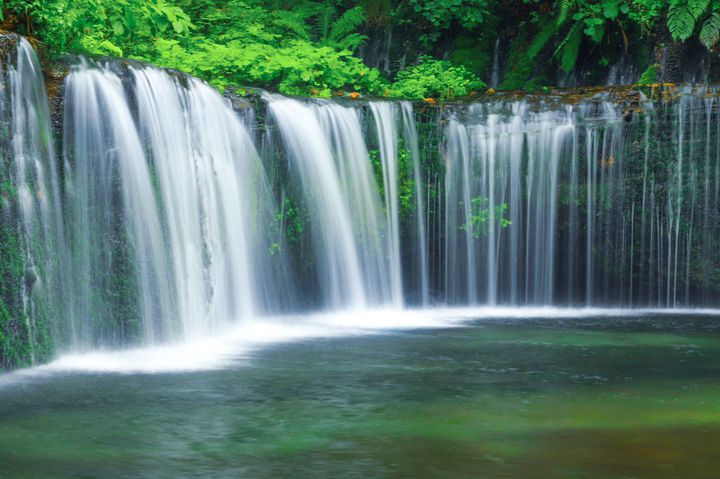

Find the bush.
xmin=638 ymin=63 xmax=659 ymax=84
xmin=390 ymin=56 xmax=486 ymax=100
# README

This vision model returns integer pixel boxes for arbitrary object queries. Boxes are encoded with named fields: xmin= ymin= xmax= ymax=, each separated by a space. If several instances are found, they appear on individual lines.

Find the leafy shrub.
xmin=153 ymin=37 xmax=387 ymax=96
xmin=5 ymin=0 xmax=192 ymax=57
xmin=390 ymin=57 xmax=486 ymax=100
xmin=638 ymin=63 xmax=659 ymax=84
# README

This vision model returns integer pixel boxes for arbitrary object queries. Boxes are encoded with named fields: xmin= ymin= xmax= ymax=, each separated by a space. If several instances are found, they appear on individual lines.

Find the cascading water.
xmin=62 ymin=61 xmax=294 ymax=350
xmin=369 ymin=102 xmax=404 ymax=308
xmin=0 ymin=35 xmax=718 ymax=368
xmin=0 ymin=35 xmax=66 ymax=366
xmin=441 ymin=93 xmax=719 ymax=307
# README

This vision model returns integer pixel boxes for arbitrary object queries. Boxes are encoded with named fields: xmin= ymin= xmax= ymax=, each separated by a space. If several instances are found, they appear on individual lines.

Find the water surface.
xmin=1 ymin=312 xmax=719 ymax=478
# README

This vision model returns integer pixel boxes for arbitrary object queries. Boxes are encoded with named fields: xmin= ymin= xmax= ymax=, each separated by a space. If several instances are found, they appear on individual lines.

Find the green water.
xmin=1 ymin=314 xmax=719 ymax=478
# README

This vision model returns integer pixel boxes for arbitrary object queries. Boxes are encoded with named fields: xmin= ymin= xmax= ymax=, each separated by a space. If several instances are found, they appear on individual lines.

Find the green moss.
xmin=0 ymin=219 xmax=34 ymax=369
xmin=499 ymin=28 xmax=535 ymax=91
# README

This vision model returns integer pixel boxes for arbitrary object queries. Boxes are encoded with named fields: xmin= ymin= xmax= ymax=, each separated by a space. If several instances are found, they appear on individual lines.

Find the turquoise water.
xmin=1 ymin=313 xmax=719 ymax=478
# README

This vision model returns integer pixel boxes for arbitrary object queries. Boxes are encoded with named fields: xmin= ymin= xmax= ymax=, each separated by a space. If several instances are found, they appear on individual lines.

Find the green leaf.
xmin=668 ymin=5 xmax=697 ymax=40
xmin=699 ymin=10 xmax=720 ymax=48
xmin=528 ymin=20 xmax=558 ymax=59
xmin=558 ymin=0 xmax=576 ymax=25
xmin=602 ymin=0 xmax=619 ymax=19
xmin=688 ymin=0 xmax=710 ymax=19
xmin=329 ymin=6 xmax=366 ymax=43
xmin=559 ymin=22 xmax=584 ymax=73
xmin=590 ymin=23 xmax=605 ymax=43
xmin=112 ymin=20 xmax=125 ymax=36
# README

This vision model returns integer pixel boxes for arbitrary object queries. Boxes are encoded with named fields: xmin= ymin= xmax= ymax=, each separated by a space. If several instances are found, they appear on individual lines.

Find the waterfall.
xmin=265 ymin=95 xmax=369 ymax=310
xmin=369 ymin=102 xmax=404 ymax=308
xmin=62 ymin=61 xmax=292 ymax=349
xmin=0 ymin=36 xmax=66 ymax=366
xmin=490 ymin=39 xmax=501 ymax=88
xmin=401 ymin=102 xmax=430 ymax=306
xmin=441 ymin=93 xmax=719 ymax=307
xmin=1 ymin=35 xmax=719 ymax=368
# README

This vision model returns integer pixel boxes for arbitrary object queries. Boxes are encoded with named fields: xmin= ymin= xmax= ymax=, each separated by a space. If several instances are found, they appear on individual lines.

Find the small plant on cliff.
xmin=460 ymin=196 xmax=512 ymax=238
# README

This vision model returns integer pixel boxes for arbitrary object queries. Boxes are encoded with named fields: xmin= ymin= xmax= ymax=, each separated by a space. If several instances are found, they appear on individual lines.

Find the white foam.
xmin=2 ymin=306 xmax=719 ymax=379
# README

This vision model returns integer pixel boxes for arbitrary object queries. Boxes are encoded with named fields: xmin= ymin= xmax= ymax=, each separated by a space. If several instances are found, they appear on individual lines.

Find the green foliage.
xmin=699 ymin=7 xmax=720 ymax=47
xmin=6 ymin=0 xmax=192 ymax=57
xmin=449 ymin=33 xmax=493 ymax=77
xmin=501 ymin=29 xmax=537 ymax=90
xmin=460 ymin=197 xmax=511 ymax=238
xmin=153 ymin=36 xmax=386 ymax=95
xmin=524 ymin=0 xmax=666 ymax=74
xmin=390 ymin=56 xmax=485 ymax=100
xmin=528 ymin=20 xmax=560 ymax=60
xmin=368 ymin=141 xmax=419 ymax=223
xmin=638 ymin=63 xmax=659 ymax=83
xmin=407 ymin=0 xmax=490 ymax=45
xmin=666 ymin=0 xmax=720 ymax=47
xmin=325 ymin=5 xmax=368 ymax=50
xmin=408 ymin=0 xmax=489 ymax=29
xmin=0 ymin=218 xmax=35 ymax=368
xmin=668 ymin=1 xmax=702 ymax=40
xmin=275 ymin=195 xmax=305 ymax=245
xmin=558 ymin=21 xmax=584 ymax=73
xmin=2 ymin=0 xmax=398 ymax=97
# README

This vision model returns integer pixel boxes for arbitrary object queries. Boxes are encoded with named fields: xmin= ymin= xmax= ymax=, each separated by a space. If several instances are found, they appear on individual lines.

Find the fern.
xmin=329 ymin=6 xmax=366 ymax=43
xmin=700 ymin=10 xmax=720 ymax=47
xmin=316 ymin=4 xmax=336 ymax=43
xmin=557 ymin=0 xmax=576 ymax=26
xmin=668 ymin=4 xmax=697 ymax=40
xmin=273 ymin=17 xmax=311 ymax=41
xmin=688 ymin=0 xmax=711 ymax=19
xmin=336 ymin=32 xmax=368 ymax=51
xmin=528 ymin=20 xmax=559 ymax=59
xmin=555 ymin=21 xmax=583 ymax=73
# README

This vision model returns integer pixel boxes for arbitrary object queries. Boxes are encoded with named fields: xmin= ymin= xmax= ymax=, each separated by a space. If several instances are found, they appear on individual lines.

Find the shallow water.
xmin=1 ymin=312 xmax=719 ymax=478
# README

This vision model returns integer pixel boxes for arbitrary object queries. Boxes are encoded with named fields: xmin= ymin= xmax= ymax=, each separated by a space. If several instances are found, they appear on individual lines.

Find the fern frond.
xmin=553 ymin=21 xmax=582 ymax=58
xmin=273 ymin=16 xmax=312 ymax=40
xmin=668 ymin=4 xmax=697 ymax=40
xmin=557 ymin=0 xmax=576 ymax=26
xmin=329 ymin=6 xmax=366 ymax=43
xmin=336 ymin=32 xmax=369 ymax=51
xmin=528 ymin=20 xmax=559 ymax=59
xmin=700 ymin=10 xmax=720 ymax=47
xmin=316 ymin=4 xmax=336 ymax=43
xmin=560 ymin=22 xmax=584 ymax=73
xmin=688 ymin=0 xmax=710 ymax=19
xmin=292 ymin=1 xmax=326 ymax=23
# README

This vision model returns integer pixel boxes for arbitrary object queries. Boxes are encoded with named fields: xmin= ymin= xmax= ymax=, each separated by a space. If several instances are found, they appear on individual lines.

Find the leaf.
xmin=528 ymin=20 xmax=559 ymax=59
xmin=589 ymin=23 xmax=605 ymax=43
xmin=688 ymin=0 xmax=710 ymax=19
xmin=558 ymin=0 xmax=576 ymax=26
xmin=112 ymin=20 xmax=125 ymax=36
xmin=668 ymin=4 xmax=697 ymax=40
xmin=172 ymin=20 xmax=185 ymax=33
xmin=602 ymin=0 xmax=619 ymax=19
xmin=558 ymin=22 xmax=584 ymax=73
xmin=329 ymin=6 xmax=366 ymax=43
xmin=336 ymin=32 xmax=368 ymax=51
xmin=699 ymin=10 xmax=720 ymax=48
